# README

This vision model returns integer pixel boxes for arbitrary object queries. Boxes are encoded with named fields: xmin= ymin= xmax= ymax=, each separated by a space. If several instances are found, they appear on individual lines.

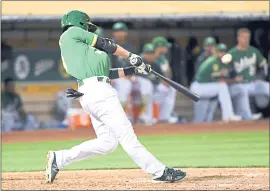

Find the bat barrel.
xmin=151 ymin=70 xmax=200 ymax=102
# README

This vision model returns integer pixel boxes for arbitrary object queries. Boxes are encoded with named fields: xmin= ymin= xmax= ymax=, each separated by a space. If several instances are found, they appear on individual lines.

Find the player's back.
xmin=59 ymin=27 xmax=110 ymax=80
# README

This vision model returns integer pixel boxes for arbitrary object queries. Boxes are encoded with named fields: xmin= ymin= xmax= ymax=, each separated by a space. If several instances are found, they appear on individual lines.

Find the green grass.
xmin=2 ymin=131 xmax=269 ymax=172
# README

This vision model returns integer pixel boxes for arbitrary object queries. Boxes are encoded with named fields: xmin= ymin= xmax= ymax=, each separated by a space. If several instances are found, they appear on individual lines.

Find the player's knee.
xmin=107 ymin=140 xmax=118 ymax=153
xmin=117 ymin=127 xmax=142 ymax=150
xmin=231 ymin=84 xmax=247 ymax=96
xmin=219 ymin=83 xmax=229 ymax=91
xmin=100 ymin=136 xmax=118 ymax=154
xmin=147 ymin=81 xmax=154 ymax=92
xmin=255 ymin=80 xmax=269 ymax=94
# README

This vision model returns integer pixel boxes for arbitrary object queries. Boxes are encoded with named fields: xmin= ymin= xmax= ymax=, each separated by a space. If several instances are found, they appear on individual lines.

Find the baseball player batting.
xmin=45 ymin=10 xmax=186 ymax=183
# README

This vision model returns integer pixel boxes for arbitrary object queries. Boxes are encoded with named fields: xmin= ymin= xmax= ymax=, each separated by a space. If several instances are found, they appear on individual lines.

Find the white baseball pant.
xmin=135 ymin=76 xmax=154 ymax=123
xmin=54 ymin=77 xmax=165 ymax=178
xmin=154 ymin=83 xmax=176 ymax=121
xmin=190 ymin=81 xmax=235 ymax=120
xmin=229 ymin=84 xmax=253 ymax=120
xmin=113 ymin=77 xmax=132 ymax=104
xmin=244 ymin=80 xmax=270 ymax=108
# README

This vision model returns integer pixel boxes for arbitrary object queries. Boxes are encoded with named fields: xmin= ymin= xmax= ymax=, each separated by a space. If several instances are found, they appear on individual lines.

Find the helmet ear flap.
xmin=79 ymin=22 xmax=85 ymax=28
xmin=88 ymin=23 xmax=97 ymax=33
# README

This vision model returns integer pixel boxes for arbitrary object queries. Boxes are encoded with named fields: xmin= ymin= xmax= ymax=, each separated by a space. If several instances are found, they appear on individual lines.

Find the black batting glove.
xmin=66 ymin=88 xmax=84 ymax=99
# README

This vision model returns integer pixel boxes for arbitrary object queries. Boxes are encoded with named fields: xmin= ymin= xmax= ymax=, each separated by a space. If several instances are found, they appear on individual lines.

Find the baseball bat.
xmin=151 ymin=70 xmax=200 ymax=102
xmin=129 ymin=57 xmax=200 ymax=102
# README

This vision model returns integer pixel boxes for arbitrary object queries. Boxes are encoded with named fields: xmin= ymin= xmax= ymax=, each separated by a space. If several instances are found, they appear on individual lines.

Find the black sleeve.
xmin=123 ymin=66 xmax=136 ymax=76
xmin=109 ymin=68 xmax=119 ymax=79
xmin=95 ymin=37 xmax=117 ymax=54
xmin=109 ymin=66 xmax=136 ymax=79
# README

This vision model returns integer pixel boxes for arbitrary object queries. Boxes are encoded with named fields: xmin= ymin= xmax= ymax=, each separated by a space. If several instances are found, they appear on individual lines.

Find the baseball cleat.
xmin=227 ymin=115 xmax=242 ymax=121
xmin=137 ymin=117 xmax=154 ymax=126
xmin=152 ymin=167 xmax=186 ymax=183
xmin=45 ymin=151 xmax=59 ymax=183
xmin=168 ymin=116 xmax=179 ymax=124
xmin=252 ymin=113 xmax=262 ymax=120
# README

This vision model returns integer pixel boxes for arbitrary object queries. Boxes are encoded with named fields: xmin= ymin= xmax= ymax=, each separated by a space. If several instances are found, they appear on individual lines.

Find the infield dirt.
xmin=2 ymin=120 xmax=269 ymax=190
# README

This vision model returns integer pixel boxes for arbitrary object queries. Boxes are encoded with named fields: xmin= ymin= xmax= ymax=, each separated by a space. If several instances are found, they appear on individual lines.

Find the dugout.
xmin=1 ymin=1 xmax=269 ymax=121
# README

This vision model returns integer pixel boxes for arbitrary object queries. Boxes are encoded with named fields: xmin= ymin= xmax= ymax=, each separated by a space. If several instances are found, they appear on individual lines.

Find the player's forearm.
xmin=114 ymin=45 xmax=131 ymax=58
xmin=94 ymin=37 xmax=144 ymax=69
xmin=109 ymin=66 xmax=136 ymax=79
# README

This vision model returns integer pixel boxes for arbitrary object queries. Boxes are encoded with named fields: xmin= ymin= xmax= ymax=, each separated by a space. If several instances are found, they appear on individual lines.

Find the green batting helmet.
xmin=61 ymin=10 xmax=97 ymax=32
xmin=216 ymin=43 xmax=228 ymax=52
xmin=112 ymin=22 xmax=128 ymax=31
xmin=203 ymin=37 xmax=216 ymax=46
xmin=142 ymin=43 xmax=155 ymax=54
xmin=152 ymin=36 xmax=171 ymax=49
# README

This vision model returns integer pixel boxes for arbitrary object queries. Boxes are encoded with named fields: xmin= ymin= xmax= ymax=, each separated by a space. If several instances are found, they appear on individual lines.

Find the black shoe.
xmin=152 ymin=167 xmax=186 ymax=183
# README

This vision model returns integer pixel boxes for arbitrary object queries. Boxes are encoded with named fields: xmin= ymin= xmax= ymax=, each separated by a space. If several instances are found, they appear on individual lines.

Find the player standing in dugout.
xmin=45 ymin=10 xmax=186 ymax=184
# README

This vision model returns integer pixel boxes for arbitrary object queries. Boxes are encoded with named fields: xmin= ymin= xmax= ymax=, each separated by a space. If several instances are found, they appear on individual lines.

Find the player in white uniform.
xmin=135 ymin=43 xmax=162 ymax=125
xmin=152 ymin=37 xmax=178 ymax=123
xmin=45 ymin=10 xmax=186 ymax=184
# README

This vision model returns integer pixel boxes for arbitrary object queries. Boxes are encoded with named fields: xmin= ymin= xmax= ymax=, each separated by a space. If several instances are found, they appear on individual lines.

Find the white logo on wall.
xmin=14 ymin=55 xmax=30 ymax=80
xmin=34 ymin=59 xmax=55 ymax=77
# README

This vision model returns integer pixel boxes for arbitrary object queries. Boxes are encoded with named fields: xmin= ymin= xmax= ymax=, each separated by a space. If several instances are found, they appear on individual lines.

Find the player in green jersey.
xmin=228 ymin=28 xmax=269 ymax=109
xmin=194 ymin=36 xmax=217 ymax=73
xmin=193 ymin=42 xmax=262 ymax=122
xmin=190 ymin=43 xmax=243 ymax=121
xmin=45 ymin=10 xmax=186 ymax=184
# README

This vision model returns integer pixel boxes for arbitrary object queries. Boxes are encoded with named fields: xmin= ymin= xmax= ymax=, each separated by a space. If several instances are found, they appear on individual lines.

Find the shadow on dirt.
xmin=189 ymin=175 xmax=242 ymax=181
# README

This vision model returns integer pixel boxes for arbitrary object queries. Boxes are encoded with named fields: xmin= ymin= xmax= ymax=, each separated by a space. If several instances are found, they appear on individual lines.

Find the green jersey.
xmin=228 ymin=46 xmax=267 ymax=82
xmin=156 ymin=55 xmax=172 ymax=78
xmin=195 ymin=56 xmax=228 ymax=83
xmin=59 ymin=26 xmax=111 ymax=80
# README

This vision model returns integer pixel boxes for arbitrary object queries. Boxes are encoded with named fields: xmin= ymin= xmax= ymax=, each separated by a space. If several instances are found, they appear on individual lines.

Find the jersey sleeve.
xmin=254 ymin=48 xmax=267 ymax=67
xmin=228 ymin=48 xmax=236 ymax=56
xmin=195 ymin=58 xmax=212 ymax=81
xmin=68 ymin=27 xmax=98 ymax=47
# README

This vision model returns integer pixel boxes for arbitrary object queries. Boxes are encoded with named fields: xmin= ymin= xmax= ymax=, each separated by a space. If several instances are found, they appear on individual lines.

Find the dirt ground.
xmin=2 ymin=168 xmax=269 ymax=190
xmin=2 ymin=120 xmax=269 ymax=190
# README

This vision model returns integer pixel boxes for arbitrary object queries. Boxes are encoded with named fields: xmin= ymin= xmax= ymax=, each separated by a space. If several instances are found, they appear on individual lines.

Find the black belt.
xmin=78 ymin=77 xmax=111 ymax=87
